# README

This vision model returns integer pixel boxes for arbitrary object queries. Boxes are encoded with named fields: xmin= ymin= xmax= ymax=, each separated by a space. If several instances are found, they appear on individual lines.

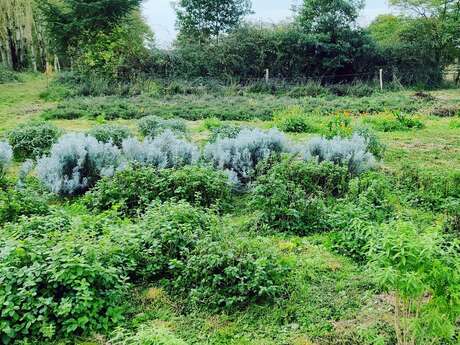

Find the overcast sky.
xmin=142 ymin=0 xmax=392 ymax=47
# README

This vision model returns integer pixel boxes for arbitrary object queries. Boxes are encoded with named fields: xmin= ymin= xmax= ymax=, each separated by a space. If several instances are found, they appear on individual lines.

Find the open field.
xmin=0 ymin=75 xmax=459 ymax=345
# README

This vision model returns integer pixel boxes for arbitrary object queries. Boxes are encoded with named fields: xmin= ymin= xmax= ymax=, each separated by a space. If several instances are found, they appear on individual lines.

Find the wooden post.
xmin=265 ymin=69 xmax=269 ymax=83
xmin=379 ymin=69 xmax=383 ymax=91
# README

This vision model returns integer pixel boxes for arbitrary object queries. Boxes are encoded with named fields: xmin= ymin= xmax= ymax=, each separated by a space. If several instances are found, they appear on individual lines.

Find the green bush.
xmin=0 ymin=179 xmax=50 ymax=225
xmin=8 ymin=122 xmax=61 ymax=159
xmin=353 ymin=126 xmax=386 ymax=160
xmin=171 ymin=237 xmax=290 ymax=311
xmin=138 ymin=115 xmax=187 ymax=138
xmin=85 ymin=166 xmax=232 ymax=217
xmin=135 ymin=201 xmax=217 ymax=282
xmin=0 ymin=66 xmax=20 ymax=84
xmin=87 ymin=124 xmax=132 ymax=147
xmin=208 ymin=123 xmax=243 ymax=142
xmin=274 ymin=106 xmax=319 ymax=133
xmin=363 ymin=111 xmax=425 ymax=132
xmin=3 ymin=212 xmax=72 ymax=239
xmin=251 ymin=158 xmax=349 ymax=234
xmin=0 ymin=230 xmax=129 ymax=342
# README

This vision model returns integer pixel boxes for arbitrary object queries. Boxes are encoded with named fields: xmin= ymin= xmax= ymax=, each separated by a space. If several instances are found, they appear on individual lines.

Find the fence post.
xmin=265 ymin=69 xmax=269 ymax=83
xmin=379 ymin=69 xmax=383 ymax=91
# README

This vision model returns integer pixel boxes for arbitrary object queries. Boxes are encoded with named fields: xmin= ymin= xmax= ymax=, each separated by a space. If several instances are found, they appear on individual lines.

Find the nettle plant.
xmin=37 ymin=133 xmax=124 ymax=196
xmin=302 ymin=134 xmax=377 ymax=176
xmin=204 ymin=128 xmax=290 ymax=186
xmin=0 ymin=141 xmax=13 ymax=178
xmin=122 ymin=130 xmax=199 ymax=168
xmin=370 ymin=222 xmax=460 ymax=345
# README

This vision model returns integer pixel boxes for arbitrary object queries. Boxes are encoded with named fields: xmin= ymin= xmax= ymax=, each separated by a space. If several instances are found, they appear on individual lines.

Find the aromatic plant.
xmin=87 ymin=124 xmax=132 ymax=147
xmin=37 ymin=133 xmax=124 ymax=196
xmin=138 ymin=115 xmax=187 ymax=138
xmin=0 ymin=141 xmax=13 ymax=177
xmin=302 ymin=134 xmax=377 ymax=176
xmin=204 ymin=128 xmax=289 ymax=185
xmin=8 ymin=122 xmax=61 ymax=159
xmin=122 ymin=130 xmax=199 ymax=169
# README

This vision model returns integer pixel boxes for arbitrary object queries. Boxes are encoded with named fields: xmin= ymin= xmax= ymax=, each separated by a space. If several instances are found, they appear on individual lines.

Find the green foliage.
xmin=208 ymin=123 xmax=243 ymax=142
xmin=251 ymin=158 xmax=349 ymax=234
xmin=138 ymin=115 xmax=187 ymax=138
xmin=171 ymin=237 xmax=290 ymax=311
xmin=85 ymin=166 xmax=232 ymax=217
xmin=274 ymin=106 xmax=319 ymax=133
xmin=2 ymin=212 xmax=72 ymax=239
xmin=353 ymin=126 xmax=386 ymax=160
xmin=324 ymin=113 xmax=353 ymax=138
xmin=8 ymin=121 xmax=61 ymax=159
xmin=0 ymin=179 xmax=50 ymax=225
xmin=363 ymin=111 xmax=425 ymax=132
xmin=0 ymin=229 xmax=129 ymax=342
xmin=370 ymin=222 xmax=460 ymax=344
xmin=175 ymin=0 xmax=252 ymax=40
xmin=0 ymin=66 xmax=20 ymax=84
xmin=87 ymin=124 xmax=132 ymax=147
xmin=111 ymin=322 xmax=188 ymax=345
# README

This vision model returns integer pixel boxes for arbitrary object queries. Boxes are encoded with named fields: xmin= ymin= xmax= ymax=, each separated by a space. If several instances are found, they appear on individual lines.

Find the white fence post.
xmin=379 ymin=69 xmax=383 ymax=91
xmin=265 ymin=69 xmax=269 ymax=83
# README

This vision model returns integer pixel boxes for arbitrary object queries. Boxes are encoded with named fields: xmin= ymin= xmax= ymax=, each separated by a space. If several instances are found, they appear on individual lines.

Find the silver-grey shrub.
xmin=138 ymin=115 xmax=187 ymax=138
xmin=204 ymin=128 xmax=289 ymax=185
xmin=302 ymin=134 xmax=376 ymax=176
xmin=37 ymin=133 xmax=124 ymax=195
xmin=122 ymin=130 xmax=199 ymax=169
xmin=0 ymin=141 xmax=13 ymax=177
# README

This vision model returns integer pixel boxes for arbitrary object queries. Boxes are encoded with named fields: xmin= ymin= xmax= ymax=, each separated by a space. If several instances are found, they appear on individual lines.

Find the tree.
xmin=297 ymin=0 xmax=364 ymax=39
xmin=174 ymin=0 xmax=253 ymax=42
xmin=38 ymin=0 xmax=142 ymax=56
xmin=389 ymin=0 xmax=460 ymax=66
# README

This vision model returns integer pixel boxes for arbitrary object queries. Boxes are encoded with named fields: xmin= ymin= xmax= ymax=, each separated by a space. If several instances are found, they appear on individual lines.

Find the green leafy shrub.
xmin=171 ymin=238 xmax=290 ymax=311
xmin=324 ymin=113 xmax=353 ymax=138
xmin=87 ymin=124 xmax=132 ymax=147
xmin=111 ymin=322 xmax=188 ymax=345
xmin=85 ymin=166 xmax=231 ymax=217
xmin=363 ymin=111 xmax=425 ymax=132
xmin=353 ymin=126 xmax=386 ymax=160
xmin=0 ymin=179 xmax=50 ymax=225
xmin=251 ymin=159 xmax=349 ymax=234
xmin=208 ymin=123 xmax=243 ymax=143
xmin=0 ymin=231 xmax=129 ymax=342
xmin=274 ymin=106 xmax=319 ymax=133
xmin=8 ymin=122 xmax=61 ymax=159
xmin=138 ymin=115 xmax=187 ymax=138
xmin=0 ymin=66 xmax=20 ymax=84
xmin=2 ymin=212 xmax=72 ymax=239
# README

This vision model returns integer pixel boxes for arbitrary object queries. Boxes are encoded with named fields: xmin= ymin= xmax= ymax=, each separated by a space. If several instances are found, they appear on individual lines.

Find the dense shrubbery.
xmin=0 ymin=66 xmax=20 ymax=84
xmin=302 ymin=134 xmax=377 ymax=176
xmin=87 ymin=124 xmax=132 ymax=147
xmin=0 ymin=230 xmax=129 ymax=342
xmin=122 ymin=131 xmax=199 ymax=168
xmin=0 ymin=142 xmax=13 ymax=177
xmin=205 ymin=128 xmax=289 ymax=186
xmin=251 ymin=158 xmax=349 ymax=234
xmin=85 ymin=166 xmax=231 ymax=217
xmin=138 ymin=115 xmax=187 ymax=138
xmin=8 ymin=122 xmax=61 ymax=159
xmin=37 ymin=133 xmax=124 ymax=196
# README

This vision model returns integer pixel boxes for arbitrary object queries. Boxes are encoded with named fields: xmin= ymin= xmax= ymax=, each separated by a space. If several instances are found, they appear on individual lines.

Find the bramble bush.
xmin=0 ymin=142 xmax=13 ymax=178
xmin=122 ymin=131 xmax=199 ymax=169
xmin=87 ymin=124 xmax=132 ymax=147
xmin=302 ymin=134 xmax=377 ymax=176
xmin=37 ymin=133 xmax=124 ymax=196
xmin=8 ymin=122 xmax=61 ymax=160
xmin=0 ymin=230 xmax=129 ymax=342
xmin=204 ymin=128 xmax=289 ymax=186
xmin=250 ymin=158 xmax=349 ymax=234
xmin=138 ymin=115 xmax=187 ymax=138
xmin=85 ymin=166 xmax=232 ymax=217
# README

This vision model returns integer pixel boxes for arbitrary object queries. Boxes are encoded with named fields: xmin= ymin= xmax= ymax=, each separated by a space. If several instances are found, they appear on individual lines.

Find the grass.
xmin=1 ymin=74 xmax=459 ymax=345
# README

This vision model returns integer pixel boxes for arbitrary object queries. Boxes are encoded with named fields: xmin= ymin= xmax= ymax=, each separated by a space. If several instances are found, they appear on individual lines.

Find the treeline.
xmin=1 ymin=0 xmax=459 ymax=86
